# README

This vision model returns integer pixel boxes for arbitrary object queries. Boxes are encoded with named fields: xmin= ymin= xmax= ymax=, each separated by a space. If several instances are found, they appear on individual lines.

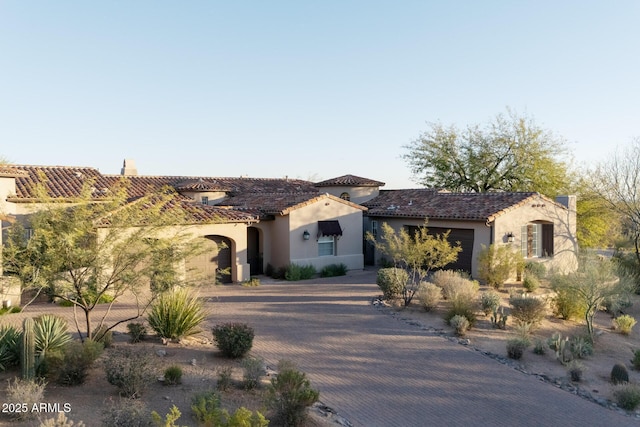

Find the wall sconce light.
xmin=506 ymin=232 xmax=515 ymax=243
xmin=302 ymin=230 xmax=310 ymax=241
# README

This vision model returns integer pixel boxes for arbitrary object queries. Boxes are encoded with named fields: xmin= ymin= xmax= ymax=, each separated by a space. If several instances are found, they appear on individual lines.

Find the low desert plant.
xmin=0 ymin=324 xmax=20 ymax=371
xmin=163 ymin=365 xmax=183 ymax=385
xmin=39 ymin=412 xmax=85 ymax=427
xmin=444 ymin=300 xmax=478 ymax=328
xmin=101 ymin=398 xmax=151 ymax=427
xmin=416 ymin=282 xmax=442 ymax=311
xmin=533 ymin=338 xmax=546 ymax=355
xmin=480 ymin=291 xmax=501 ymax=316
xmin=212 ymin=323 xmax=255 ymax=358
xmin=522 ymin=273 xmax=540 ymax=293
xmin=611 ymin=363 xmax=630 ymax=385
xmin=6 ymin=378 xmax=46 ymax=420
xmin=148 ymin=288 xmax=206 ymax=341
xmin=613 ymin=383 xmax=640 ymax=411
xmin=376 ymin=267 xmax=408 ymax=300
xmin=506 ymin=338 xmax=529 ymax=360
xmin=216 ymin=366 xmax=234 ymax=391
xmin=569 ymin=336 xmax=593 ymax=359
xmin=285 ymin=263 xmax=317 ymax=281
xmin=450 ymin=315 xmax=470 ymax=336
xmin=191 ymin=391 xmax=268 ymax=427
xmin=127 ymin=322 xmax=147 ymax=343
xmin=550 ymin=274 xmax=586 ymax=321
xmin=242 ymin=277 xmax=261 ymax=287
xmin=34 ymin=314 xmax=72 ymax=356
xmin=435 ymin=270 xmax=478 ymax=302
xmin=93 ymin=325 xmax=114 ymax=348
xmin=53 ymin=339 xmax=104 ymax=386
xmin=508 ymin=293 xmax=547 ymax=326
xmin=104 ymin=347 xmax=157 ymax=398
xmin=150 ymin=405 xmax=185 ymax=427
xmin=614 ymin=314 xmax=637 ymax=335
xmin=524 ymin=261 xmax=546 ymax=279
xmin=567 ymin=360 xmax=584 ymax=382
xmin=242 ymin=356 xmax=265 ymax=390
xmin=320 ymin=263 xmax=348 ymax=278
xmin=266 ymin=360 xmax=320 ymax=427
xmin=490 ymin=307 xmax=508 ymax=329
xmin=632 ymin=349 xmax=640 ymax=370
xmin=477 ymin=244 xmax=520 ymax=289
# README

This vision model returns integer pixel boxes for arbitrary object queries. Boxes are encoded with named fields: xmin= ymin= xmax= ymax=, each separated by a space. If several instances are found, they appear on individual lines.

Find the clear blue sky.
xmin=2 ymin=1 xmax=639 ymax=189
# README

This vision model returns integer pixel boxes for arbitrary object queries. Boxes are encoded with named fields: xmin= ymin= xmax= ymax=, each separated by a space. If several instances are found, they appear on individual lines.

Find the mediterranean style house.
xmin=0 ymin=160 xmax=577 ymax=298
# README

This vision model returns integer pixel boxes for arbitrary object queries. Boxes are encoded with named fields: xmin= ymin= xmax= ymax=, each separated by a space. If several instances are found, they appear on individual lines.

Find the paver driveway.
xmin=207 ymin=269 xmax=635 ymax=427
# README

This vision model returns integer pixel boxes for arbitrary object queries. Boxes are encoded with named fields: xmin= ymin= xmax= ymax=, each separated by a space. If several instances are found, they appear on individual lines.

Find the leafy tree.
xmin=367 ymin=221 xmax=461 ymax=306
xmin=403 ymin=109 xmax=572 ymax=196
xmin=2 ymin=176 xmax=204 ymax=341
xmin=573 ymin=176 xmax=622 ymax=248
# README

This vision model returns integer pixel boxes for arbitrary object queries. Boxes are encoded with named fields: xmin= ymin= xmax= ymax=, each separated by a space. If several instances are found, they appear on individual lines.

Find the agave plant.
xmin=34 ymin=314 xmax=72 ymax=355
xmin=148 ymin=288 xmax=206 ymax=340
xmin=0 ymin=325 xmax=21 ymax=371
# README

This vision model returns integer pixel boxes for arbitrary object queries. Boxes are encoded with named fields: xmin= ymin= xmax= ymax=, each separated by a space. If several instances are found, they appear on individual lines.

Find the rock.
xmin=190 ymin=358 xmax=197 ymax=366
xmin=156 ymin=349 xmax=167 ymax=357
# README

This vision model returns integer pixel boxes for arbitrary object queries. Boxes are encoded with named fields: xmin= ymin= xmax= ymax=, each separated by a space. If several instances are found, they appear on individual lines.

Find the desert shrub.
xmin=569 ymin=336 xmax=593 ymax=359
xmin=524 ymin=261 xmax=546 ymax=279
xmin=151 ymin=405 xmax=184 ymax=427
xmin=127 ymin=323 xmax=147 ymax=343
xmin=490 ymin=306 xmax=508 ymax=329
xmin=533 ymin=338 xmax=546 ymax=355
xmin=613 ymin=383 xmax=640 ymax=411
xmin=480 ymin=291 xmax=501 ymax=316
xmin=104 ymin=347 xmax=157 ymax=398
xmin=148 ymin=288 xmax=206 ymax=341
xmin=550 ymin=275 xmax=586 ymax=320
xmin=614 ymin=315 xmax=637 ymax=335
xmin=53 ymin=339 xmax=104 ymax=386
xmin=522 ymin=273 xmax=540 ymax=293
xmin=93 ymin=325 xmax=114 ymax=348
xmin=284 ymin=264 xmax=316 ymax=281
xmin=266 ymin=360 xmax=320 ymax=427
xmin=34 ymin=314 xmax=72 ymax=355
xmin=376 ymin=267 xmax=408 ymax=300
xmin=212 ymin=323 xmax=255 ymax=358
xmin=445 ymin=299 xmax=478 ymax=328
xmin=39 ymin=412 xmax=86 ymax=427
xmin=611 ymin=363 xmax=630 ymax=385
xmin=242 ymin=356 xmax=265 ymax=390
xmin=567 ymin=360 xmax=584 ymax=382
xmin=242 ymin=277 xmax=261 ymax=287
xmin=431 ymin=270 xmax=475 ymax=300
xmin=0 ymin=324 xmax=20 ymax=371
xmin=163 ymin=365 xmax=183 ymax=385
xmin=603 ymin=293 xmax=633 ymax=316
xmin=6 ymin=378 xmax=46 ymax=420
xmin=191 ymin=391 xmax=268 ymax=427
xmin=632 ymin=349 xmax=640 ymax=370
xmin=477 ymin=244 xmax=519 ymax=289
xmin=506 ymin=338 xmax=529 ymax=360
xmin=101 ymin=398 xmax=151 ymax=427
xmin=320 ymin=263 xmax=348 ymax=277
xmin=216 ymin=366 xmax=233 ymax=391
xmin=508 ymin=293 xmax=547 ymax=325
xmin=450 ymin=315 xmax=470 ymax=337
xmin=416 ymin=282 xmax=442 ymax=311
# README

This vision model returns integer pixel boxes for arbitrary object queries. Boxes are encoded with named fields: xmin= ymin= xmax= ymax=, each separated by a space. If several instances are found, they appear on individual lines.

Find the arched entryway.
xmin=188 ymin=235 xmax=233 ymax=284
xmin=247 ymin=227 xmax=263 ymax=275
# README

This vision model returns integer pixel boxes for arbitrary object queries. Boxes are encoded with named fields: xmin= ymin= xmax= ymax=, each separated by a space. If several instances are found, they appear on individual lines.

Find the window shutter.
xmin=542 ymin=224 xmax=554 ymax=257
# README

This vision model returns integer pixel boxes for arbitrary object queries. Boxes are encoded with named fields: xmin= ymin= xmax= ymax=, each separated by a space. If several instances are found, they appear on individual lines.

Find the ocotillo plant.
xmin=21 ymin=317 xmax=35 ymax=380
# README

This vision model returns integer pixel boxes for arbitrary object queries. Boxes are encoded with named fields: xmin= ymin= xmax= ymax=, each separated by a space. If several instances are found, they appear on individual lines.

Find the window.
xmin=340 ymin=192 xmax=350 ymax=201
xmin=371 ymin=220 xmax=378 ymax=237
xmin=521 ymin=223 xmax=553 ymax=258
xmin=318 ymin=236 xmax=335 ymax=256
xmin=201 ymin=196 xmax=209 ymax=205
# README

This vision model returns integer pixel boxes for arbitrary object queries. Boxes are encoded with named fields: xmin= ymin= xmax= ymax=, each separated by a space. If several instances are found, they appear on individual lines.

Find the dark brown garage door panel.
xmin=427 ymin=227 xmax=475 ymax=273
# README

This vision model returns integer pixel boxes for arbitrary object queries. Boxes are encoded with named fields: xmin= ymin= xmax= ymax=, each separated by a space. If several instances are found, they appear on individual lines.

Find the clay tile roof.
xmin=315 ymin=174 xmax=385 ymax=188
xmin=11 ymin=165 xmax=114 ymax=200
xmin=0 ymin=165 xmax=28 ymax=178
xmin=221 ymin=191 xmax=365 ymax=215
xmin=363 ymin=189 xmax=543 ymax=221
xmin=174 ymin=178 xmax=230 ymax=192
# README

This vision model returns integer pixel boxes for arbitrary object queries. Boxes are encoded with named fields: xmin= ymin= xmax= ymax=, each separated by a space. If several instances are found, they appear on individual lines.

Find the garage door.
xmin=405 ymin=226 xmax=475 ymax=274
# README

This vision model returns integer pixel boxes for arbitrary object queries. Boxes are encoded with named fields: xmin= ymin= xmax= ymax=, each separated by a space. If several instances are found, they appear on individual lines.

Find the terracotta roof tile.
xmin=363 ymin=189 xmax=548 ymax=221
xmin=315 ymin=174 xmax=385 ymax=188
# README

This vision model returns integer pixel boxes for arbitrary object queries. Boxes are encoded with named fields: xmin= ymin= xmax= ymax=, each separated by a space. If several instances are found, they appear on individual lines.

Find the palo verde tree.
xmin=403 ymin=109 xmax=572 ymax=196
xmin=367 ymin=221 xmax=461 ymax=306
xmin=2 ymin=177 xmax=205 ymax=341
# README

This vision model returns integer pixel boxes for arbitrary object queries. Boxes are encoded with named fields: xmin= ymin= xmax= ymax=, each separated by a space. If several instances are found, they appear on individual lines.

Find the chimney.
xmin=555 ymin=195 xmax=576 ymax=212
xmin=121 ymin=159 xmax=138 ymax=176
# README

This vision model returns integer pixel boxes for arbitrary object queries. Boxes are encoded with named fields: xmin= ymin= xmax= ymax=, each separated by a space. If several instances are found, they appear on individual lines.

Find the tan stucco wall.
xmin=319 ymin=186 xmax=380 ymax=204
xmin=180 ymin=191 xmax=227 ymax=205
xmin=493 ymin=195 xmax=578 ymax=274
xmin=269 ymin=215 xmax=291 ymax=269
xmin=288 ymin=198 xmax=364 ymax=270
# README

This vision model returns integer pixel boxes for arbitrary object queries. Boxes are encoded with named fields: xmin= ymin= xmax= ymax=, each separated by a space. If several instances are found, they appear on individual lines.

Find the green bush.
xmin=480 ymin=291 xmax=501 ymax=316
xmin=522 ymin=273 xmax=540 ymax=293
xmin=163 ymin=365 xmax=182 ymax=385
xmin=431 ymin=270 xmax=474 ymax=300
xmin=613 ymin=383 xmax=640 ymax=411
xmin=533 ymin=338 xmax=546 ymax=355
xmin=0 ymin=325 xmax=20 ymax=371
xmin=34 ymin=314 xmax=72 ymax=355
xmin=266 ymin=360 xmax=320 ymax=427
xmin=284 ymin=264 xmax=317 ymax=281
xmin=216 ymin=366 xmax=233 ymax=391
xmin=191 ymin=391 xmax=268 ymax=427
xmin=614 ymin=314 xmax=637 ymax=335
xmin=104 ymin=347 xmax=157 ymax=398
xmin=376 ymin=267 xmax=408 ymax=300
xmin=242 ymin=356 xmax=264 ymax=390
xmin=569 ymin=336 xmax=593 ymax=359
xmin=450 ymin=315 xmax=470 ymax=336
xmin=101 ymin=398 xmax=151 ymax=427
xmin=550 ymin=275 xmax=586 ymax=320
xmin=148 ymin=288 xmax=206 ymax=341
xmin=126 ymin=323 xmax=147 ymax=343
xmin=611 ymin=363 xmax=630 ymax=385
xmin=445 ymin=299 xmax=478 ymax=328
xmin=524 ymin=261 xmax=546 ymax=279
xmin=508 ymin=293 xmax=547 ymax=326
xmin=416 ymin=282 xmax=442 ymax=311
xmin=631 ymin=349 xmax=640 ymax=370
xmin=242 ymin=277 xmax=261 ymax=287
xmin=477 ymin=244 xmax=520 ymax=289
xmin=212 ymin=323 xmax=255 ymax=358
xmin=93 ymin=325 xmax=114 ymax=348
xmin=506 ymin=338 xmax=529 ymax=360
xmin=52 ymin=339 xmax=104 ymax=386
xmin=320 ymin=263 xmax=348 ymax=277
xmin=567 ymin=360 xmax=584 ymax=382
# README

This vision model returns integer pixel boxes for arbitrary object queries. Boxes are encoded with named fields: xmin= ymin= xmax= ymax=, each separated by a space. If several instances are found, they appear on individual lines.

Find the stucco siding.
xmin=320 ymin=186 xmax=379 ymax=204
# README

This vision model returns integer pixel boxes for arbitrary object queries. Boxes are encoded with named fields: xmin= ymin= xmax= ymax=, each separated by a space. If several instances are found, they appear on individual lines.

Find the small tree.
xmin=367 ymin=221 xmax=461 ymax=306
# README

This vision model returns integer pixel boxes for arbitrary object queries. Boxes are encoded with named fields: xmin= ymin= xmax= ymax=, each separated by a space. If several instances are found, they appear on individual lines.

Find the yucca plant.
xmin=34 ymin=314 xmax=73 ymax=355
xmin=0 ymin=325 xmax=20 ymax=371
xmin=148 ymin=288 xmax=206 ymax=340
